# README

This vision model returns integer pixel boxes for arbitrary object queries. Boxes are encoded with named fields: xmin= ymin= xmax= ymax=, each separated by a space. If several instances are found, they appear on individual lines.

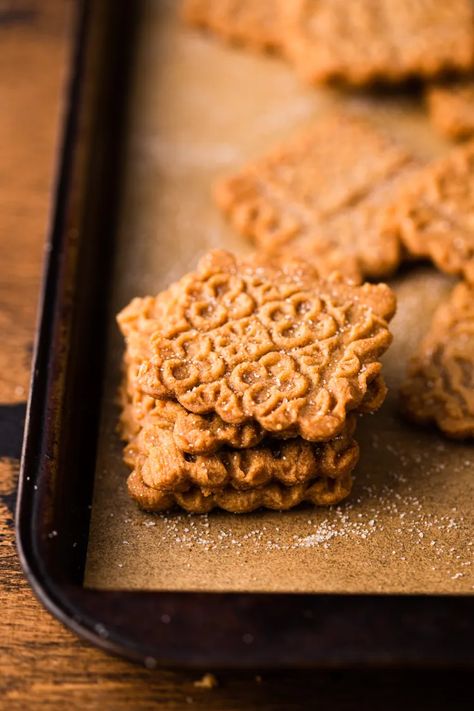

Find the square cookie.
xmin=215 ymin=113 xmax=420 ymax=279
xmin=119 ymin=293 xmax=387 ymax=452
xmin=137 ymin=250 xmax=396 ymax=441
xmin=283 ymin=0 xmax=474 ymax=86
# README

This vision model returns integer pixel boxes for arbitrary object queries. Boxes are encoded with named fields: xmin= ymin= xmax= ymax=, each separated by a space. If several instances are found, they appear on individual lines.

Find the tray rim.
xmin=15 ymin=0 xmax=474 ymax=670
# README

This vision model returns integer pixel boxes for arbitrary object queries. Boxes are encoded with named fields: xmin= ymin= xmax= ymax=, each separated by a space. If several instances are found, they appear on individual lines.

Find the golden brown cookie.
xmin=427 ymin=82 xmax=474 ymax=140
xmin=401 ymin=282 xmax=474 ymax=439
xmin=120 ymin=364 xmax=266 ymax=453
xmin=248 ymin=248 xmax=362 ymax=284
xmin=122 ymin=354 xmax=387 ymax=448
xmin=384 ymin=141 xmax=474 ymax=284
xmin=125 ymin=414 xmax=358 ymax=494
xmin=118 ymin=269 xmax=388 ymax=452
xmin=122 ymin=362 xmax=386 ymax=449
xmin=127 ymin=468 xmax=353 ymax=513
xmin=181 ymin=0 xmax=284 ymax=51
xmin=137 ymin=250 xmax=396 ymax=441
xmin=118 ymin=297 xmax=266 ymax=452
xmin=119 ymin=368 xmax=175 ymax=442
xmin=117 ymin=294 xmax=169 ymax=363
xmin=283 ymin=0 xmax=474 ymax=87
xmin=214 ymin=113 xmax=420 ymax=279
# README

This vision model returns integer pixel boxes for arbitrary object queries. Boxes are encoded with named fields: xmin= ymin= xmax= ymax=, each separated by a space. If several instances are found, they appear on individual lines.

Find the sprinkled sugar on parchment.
xmin=84 ymin=1 xmax=473 ymax=593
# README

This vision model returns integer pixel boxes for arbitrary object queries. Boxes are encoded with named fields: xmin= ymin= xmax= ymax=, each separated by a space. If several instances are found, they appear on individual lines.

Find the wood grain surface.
xmin=0 ymin=2 xmax=471 ymax=709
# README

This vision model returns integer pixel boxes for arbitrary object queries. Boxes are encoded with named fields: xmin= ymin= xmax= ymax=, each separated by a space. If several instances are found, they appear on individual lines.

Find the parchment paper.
xmin=85 ymin=0 xmax=474 ymax=593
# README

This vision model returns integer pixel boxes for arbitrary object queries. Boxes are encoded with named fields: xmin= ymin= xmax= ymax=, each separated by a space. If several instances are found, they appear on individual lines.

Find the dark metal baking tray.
xmin=16 ymin=0 xmax=474 ymax=669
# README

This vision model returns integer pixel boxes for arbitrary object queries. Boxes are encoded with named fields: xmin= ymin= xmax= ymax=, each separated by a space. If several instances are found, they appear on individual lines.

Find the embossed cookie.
xmin=119 ymin=271 xmax=388 ymax=451
xmin=124 ymin=415 xmax=358 ymax=494
xmin=255 ymin=246 xmax=363 ymax=284
xmin=385 ymin=141 xmax=474 ymax=284
xmin=182 ymin=0 xmax=284 ymax=51
xmin=120 ymin=362 xmax=266 ymax=452
xmin=401 ymin=282 xmax=474 ymax=439
xmin=122 ymin=359 xmax=386 ymax=449
xmin=283 ymin=0 xmax=474 ymax=86
xmin=137 ymin=250 xmax=396 ymax=441
xmin=118 ymin=295 xmax=266 ymax=452
xmin=119 ymin=366 xmax=177 ymax=442
xmin=214 ymin=113 xmax=420 ymax=279
xmin=127 ymin=469 xmax=353 ymax=513
xmin=427 ymin=82 xmax=474 ymax=140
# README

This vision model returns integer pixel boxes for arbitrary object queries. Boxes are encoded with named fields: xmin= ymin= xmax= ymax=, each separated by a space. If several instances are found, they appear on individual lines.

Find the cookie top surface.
xmin=283 ymin=0 xmax=474 ymax=86
xmin=118 ymin=288 xmax=388 ymax=452
xmin=385 ymin=141 xmax=474 ymax=284
xmin=137 ymin=250 xmax=396 ymax=440
xmin=214 ymin=113 xmax=419 ymax=279
xmin=427 ymin=82 xmax=474 ymax=140
xmin=182 ymin=0 xmax=284 ymax=50
xmin=118 ymin=255 xmax=389 ymax=449
xmin=401 ymin=282 xmax=474 ymax=439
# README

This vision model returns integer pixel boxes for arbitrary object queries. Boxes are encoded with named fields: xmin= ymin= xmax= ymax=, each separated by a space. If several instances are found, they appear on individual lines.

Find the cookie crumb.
xmin=193 ymin=673 xmax=218 ymax=690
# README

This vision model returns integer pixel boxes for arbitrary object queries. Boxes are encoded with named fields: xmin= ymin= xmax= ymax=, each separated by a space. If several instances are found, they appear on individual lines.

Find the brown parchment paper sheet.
xmin=85 ymin=0 xmax=474 ymax=593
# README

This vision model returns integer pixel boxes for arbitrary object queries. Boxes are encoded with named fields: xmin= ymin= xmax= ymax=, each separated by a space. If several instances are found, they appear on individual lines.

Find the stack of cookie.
xmin=118 ymin=250 xmax=396 ymax=513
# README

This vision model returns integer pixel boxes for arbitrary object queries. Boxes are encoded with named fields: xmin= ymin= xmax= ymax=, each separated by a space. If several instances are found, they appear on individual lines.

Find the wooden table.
xmin=0 ymin=3 xmax=471 ymax=709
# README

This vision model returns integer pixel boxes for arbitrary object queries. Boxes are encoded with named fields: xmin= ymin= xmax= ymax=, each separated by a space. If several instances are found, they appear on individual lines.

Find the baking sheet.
xmin=85 ymin=0 xmax=474 ymax=593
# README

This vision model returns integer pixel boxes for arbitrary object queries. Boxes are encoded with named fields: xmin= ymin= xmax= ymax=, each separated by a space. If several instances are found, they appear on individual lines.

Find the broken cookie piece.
xmin=401 ymin=282 xmax=474 ymax=439
xmin=214 ymin=113 xmax=420 ymax=279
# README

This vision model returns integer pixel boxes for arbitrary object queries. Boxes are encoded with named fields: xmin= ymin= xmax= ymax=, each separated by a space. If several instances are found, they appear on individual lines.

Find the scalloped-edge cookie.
xmin=214 ymin=113 xmax=420 ymax=279
xmin=384 ymin=141 xmax=474 ymax=284
xmin=137 ymin=250 xmax=396 ymax=441
xmin=401 ymin=282 xmax=474 ymax=439
xmin=119 ymin=362 xmax=266 ymax=453
xmin=124 ymin=414 xmax=358 ymax=494
xmin=282 ymin=0 xmax=474 ymax=87
xmin=118 ymin=295 xmax=267 ymax=451
xmin=120 ymin=359 xmax=387 ymax=451
xmin=118 ymin=291 xmax=387 ymax=452
xmin=181 ymin=0 xmax=284 ymax=51
xmin=127 ymin=468 xmax=353 ymax=513
xmin=427 ymin=82 xmax=474 ymax=140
